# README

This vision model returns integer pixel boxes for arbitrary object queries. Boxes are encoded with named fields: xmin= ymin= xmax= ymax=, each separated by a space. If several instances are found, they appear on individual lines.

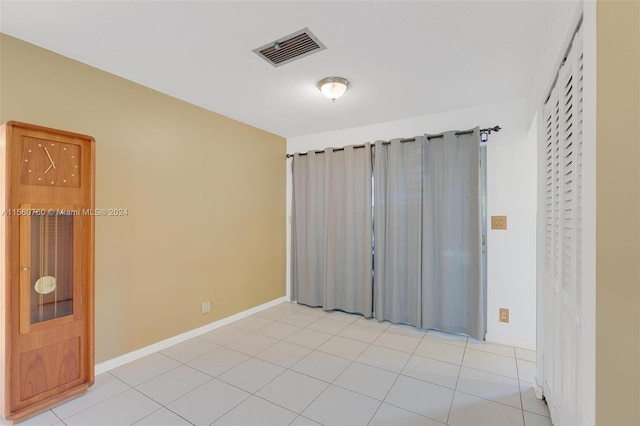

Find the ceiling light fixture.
xmin=317 ymin=77 xmax=350 ymax=102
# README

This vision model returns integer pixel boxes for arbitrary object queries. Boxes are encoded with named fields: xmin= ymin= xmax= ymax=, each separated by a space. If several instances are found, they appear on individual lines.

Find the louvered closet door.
xmin=540 ymin=26 xmax=583 ymax=425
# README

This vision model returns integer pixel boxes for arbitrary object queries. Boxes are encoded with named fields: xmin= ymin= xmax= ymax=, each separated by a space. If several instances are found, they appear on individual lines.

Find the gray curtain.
xmin=291 ymin=145 xmax=373 ymax=316
xmin=421 ymin=129 xmax=483 ymax=339
xmin=373 ymin=138 xmax=424 ymax=325
xmin=373 ymin=129 xmax=483 ymax=339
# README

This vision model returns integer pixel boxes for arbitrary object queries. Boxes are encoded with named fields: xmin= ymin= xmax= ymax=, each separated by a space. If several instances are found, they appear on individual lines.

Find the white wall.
xmin=526 ymin=0 xmax=582 ymax=120
xmin=287 ymin=97 xmax=537 ymax=349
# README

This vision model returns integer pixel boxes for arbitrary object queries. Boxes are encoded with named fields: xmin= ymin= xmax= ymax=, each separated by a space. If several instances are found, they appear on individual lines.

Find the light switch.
xmin=491 ymin=215 xmax=507 ymax=230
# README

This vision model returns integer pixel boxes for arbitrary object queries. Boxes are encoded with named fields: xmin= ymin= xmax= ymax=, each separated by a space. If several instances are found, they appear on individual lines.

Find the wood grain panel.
xmin=19 ymin=337 xmax=80 ymax=401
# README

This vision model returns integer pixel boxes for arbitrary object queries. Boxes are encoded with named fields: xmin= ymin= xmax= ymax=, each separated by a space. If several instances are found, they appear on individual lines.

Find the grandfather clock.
xmin=0 ymin=122 xmax=95 ymax=422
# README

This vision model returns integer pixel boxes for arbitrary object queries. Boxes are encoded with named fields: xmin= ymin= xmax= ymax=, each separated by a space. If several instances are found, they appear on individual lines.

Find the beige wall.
xmin=596 ymin=1 xmax=640 ymax=424
xmin=0 ymin=34 xmax=287 ymax=362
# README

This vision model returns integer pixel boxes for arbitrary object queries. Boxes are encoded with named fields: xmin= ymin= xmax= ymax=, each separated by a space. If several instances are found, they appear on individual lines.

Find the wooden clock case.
xmin=0 ymin=121 xmax=95 ymax=423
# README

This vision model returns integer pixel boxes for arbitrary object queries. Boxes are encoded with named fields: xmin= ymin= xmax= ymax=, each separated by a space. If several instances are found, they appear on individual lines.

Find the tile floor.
xmin=4 ymin=302 xmax=552 ymax=426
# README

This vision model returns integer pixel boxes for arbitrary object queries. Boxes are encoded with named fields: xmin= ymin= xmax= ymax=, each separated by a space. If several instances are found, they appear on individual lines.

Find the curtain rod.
xmin=286 ymin=125 xmax=501 ymax=158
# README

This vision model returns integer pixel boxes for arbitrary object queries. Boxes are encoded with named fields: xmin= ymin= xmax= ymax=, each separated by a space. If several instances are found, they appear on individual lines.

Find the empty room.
xmin=0 ymin=1 xmax=638 ymax=425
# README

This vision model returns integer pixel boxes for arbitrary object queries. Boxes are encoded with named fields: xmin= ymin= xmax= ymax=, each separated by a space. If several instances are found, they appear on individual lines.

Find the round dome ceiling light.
xmin=317 ymin=76 xmax=350 ymax=102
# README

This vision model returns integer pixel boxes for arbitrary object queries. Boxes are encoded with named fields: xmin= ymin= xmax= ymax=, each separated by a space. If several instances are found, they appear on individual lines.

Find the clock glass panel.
xmin=29 ymin=213 xmax=74 ymax=324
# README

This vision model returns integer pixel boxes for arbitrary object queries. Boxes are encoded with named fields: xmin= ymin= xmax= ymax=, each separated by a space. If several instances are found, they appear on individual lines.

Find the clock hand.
xmin=43 ymin=147 xmax=56 ymax=169
xmin=44 ymin=163 xmax=54 ymax=175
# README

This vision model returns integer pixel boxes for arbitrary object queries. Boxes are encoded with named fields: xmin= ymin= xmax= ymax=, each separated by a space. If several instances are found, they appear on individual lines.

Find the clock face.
xmin=20 ymin=137 xmax=81 ymax=188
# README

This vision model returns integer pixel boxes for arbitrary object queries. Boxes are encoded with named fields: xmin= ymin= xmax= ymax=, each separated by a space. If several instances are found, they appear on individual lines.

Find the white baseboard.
xmin=485 ymin=332 xmax=536 ymax=350
xmin=95 ymin=296 xmax=288 ymax=375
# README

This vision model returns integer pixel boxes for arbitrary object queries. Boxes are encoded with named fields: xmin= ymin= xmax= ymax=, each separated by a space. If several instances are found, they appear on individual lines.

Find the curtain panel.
xmin=291 ymin=145 xmax=373 ymax=316
xmin=373 ymin=137 xmax=424 ymax=326
xmin=421 ymin=129 xmax=483 ymax=339
xmin=291 ymin=128 xmax=484 ymax=340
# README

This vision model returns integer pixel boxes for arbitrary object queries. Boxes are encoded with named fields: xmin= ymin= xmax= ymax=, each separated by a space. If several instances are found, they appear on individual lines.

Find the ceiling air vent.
xmin=253 ymin=28 xmax=326 ymax=67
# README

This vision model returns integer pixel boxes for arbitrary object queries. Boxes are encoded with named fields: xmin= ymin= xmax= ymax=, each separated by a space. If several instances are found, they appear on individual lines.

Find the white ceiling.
xmin=1 ymin=1 xmax=569 ymax=138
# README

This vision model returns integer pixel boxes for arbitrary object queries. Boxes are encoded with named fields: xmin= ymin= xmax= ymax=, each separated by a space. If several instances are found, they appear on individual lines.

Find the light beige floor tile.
xmin=64 ymin=388 xmax=161 ymax=426
xmin=373 ymin=331 xmax=421 ymax=354
xmin=307 ymin=317 xmax=350 ymax=334
xmin=448 ymin=391 xmax=524 ymax=426
xmin=254 ymin=321 xmax=301 ymax=340
xmin=354 ymin=316 xmax=391 ymax=331
xmin=213 ymin=395 xmax=297 ymax=426
xmin=384 ymin=375 xmax=454 ymax=424
xmin=386 ymin=323 xmax=426 ymax=339
xmin=133 ymin=407 xmax=192 ymax=425
xmin=520 ymin=382 xmax=551 ymax=417
xmin=290 ymin=415 xmax=323 ymax=426
xmin=402 ymin=354 xmax=460 ymax=389
xmin=167 ymin=379 xmax=249 ymax=426
xmin=111 ymin=353 xmax=181 ymax=387
xmin=291 ymin=350 xmax=351 ymax=382
xmin=462 ymin=348 xmax=518 ymax=379
xmin=218 ymin=357 xmax=285 ymax=393
xmin=279 ymin=312 xmax=321 ymax=327
xmin=334 ymin=362 xmax=398 ymax=400
xmin=456 ymin=367 xmax=521 ymax=409
xmin=231 ymin=314 xmax=274 ymax=332
xmin=200 ymin=325 xmax=248 ymax=345
xmin=52 ymin=373 xmax=129 ymax=419
xmin=317 ymin=335 xmax=369 ymax=360
xmin=224 ymin=332 xmax=278 ymax=356
xmin=284 ymin=328 xmax=333 ymax=349
xmin=160 ymin=337 xmax=218 ymax=363
xmin=415 ymin=339 xmax=466 ymax=365
xmin=300 ymin=306 xmax=330 ymax=318
xmin=254 ymin=307 xmax=295 ymax=321
xmin=302 ymin=385 xmax=380 ymax=426
xmin=5 ymin=410 xmax=60 ymax=426
xmin=136 ymin=365 xmax=211 ymax=405
xmin=187 ymin=346 xmax=249 ymax=377
xmin=423 ymin=330 xmax=468 ymax=347
xmin=515 ymin=347 xmax=537 ymax=362
xmin=255 ymin=340 xmax=312 ymax=368
xmin=524 ymin=411 xmax=553 ymax=426
xmin=338 ymin=323 xmax=385 ymax=343
xmin=256 ymin=370 xmax=328 ymax=413
xmin=517 ymin=359 xmax=537 ymax=383
xmin=369 ymin=403 xmax=445 ymax=425
xmin=467 ymin=339 xmax=515 ymax=358
xmin=357 ymin=344 xmax=411 ymax=373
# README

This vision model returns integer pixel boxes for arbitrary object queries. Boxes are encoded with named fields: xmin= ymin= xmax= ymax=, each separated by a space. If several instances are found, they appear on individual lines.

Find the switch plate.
xmin=201 ymin=301 xmax=211 ymax=314
xmin=499 ymin=308 xmax=509 ymax=323
xmin=491 ymin=215 xmax=507 ymax=230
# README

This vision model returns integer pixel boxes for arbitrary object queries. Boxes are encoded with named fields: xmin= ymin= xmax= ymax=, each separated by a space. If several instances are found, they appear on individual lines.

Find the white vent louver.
xmin=253 ymin=28 xmax=326 ymax=67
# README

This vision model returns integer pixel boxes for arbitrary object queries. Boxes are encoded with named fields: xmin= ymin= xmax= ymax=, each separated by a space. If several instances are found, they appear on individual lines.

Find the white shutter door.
xmin=541 ymin=88 xmax=558 ymax=404
xmin=539 ymin=25 xmax=583 ymax=425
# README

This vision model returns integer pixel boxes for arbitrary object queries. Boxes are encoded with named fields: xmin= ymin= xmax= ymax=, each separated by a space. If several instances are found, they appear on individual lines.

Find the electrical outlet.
xmin=201 ymin=301 xmax=211 ymax=314
xmin=499 ymin=308 xmax=509 ymax=323
xmin=491 ymin=215 xmax=507 ymax=230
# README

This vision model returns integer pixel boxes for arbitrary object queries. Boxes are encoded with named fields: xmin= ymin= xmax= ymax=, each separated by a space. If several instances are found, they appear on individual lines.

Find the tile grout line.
xmin=138 ymin=405 xmax=194 ymax=426
xmin=516 ymin=352 xmax=528 ymax=426
xmin=445 ymin=335 xmax=468 ymax=425
xmin=365 ymin=328 xmax=440 ymax=426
